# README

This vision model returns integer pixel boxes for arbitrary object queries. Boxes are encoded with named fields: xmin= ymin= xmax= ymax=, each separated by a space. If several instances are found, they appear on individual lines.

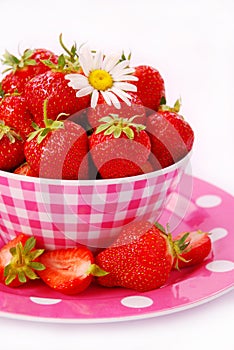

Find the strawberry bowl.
xmin=0 ymin=152 xmax=191 ymax=251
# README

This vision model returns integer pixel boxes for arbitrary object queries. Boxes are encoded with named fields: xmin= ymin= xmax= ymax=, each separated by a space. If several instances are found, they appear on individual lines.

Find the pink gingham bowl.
xmin=0 ymin=152 xmax=191 ymax=250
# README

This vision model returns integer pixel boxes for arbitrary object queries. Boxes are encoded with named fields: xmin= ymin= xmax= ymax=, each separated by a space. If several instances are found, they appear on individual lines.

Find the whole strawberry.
xmin=87 ymin=92 xmax=146 ymax=128
xmin=24 ymin=100 xmax=89 ymax=179
xmin=146 ymin=100 xmax=194 ymax=169
xmin=132 ymin=65 xmax=165 ymax=111
xmin=0 ymin=120 xmax=25 ymax=171
xmin=0 ymin=94 xmax=34 ymax=139
xmin=96 ymin=221 xmax=174 ymax=292
xmin=1 ymin=48 xmax=58 ymax=94
xmin=89 ymin=114 xmax=151 ymax=179
xmin=0 ymin=234 xmax=45 ymax=287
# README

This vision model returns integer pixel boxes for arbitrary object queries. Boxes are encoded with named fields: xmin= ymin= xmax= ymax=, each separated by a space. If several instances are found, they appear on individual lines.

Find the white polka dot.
xmin=121 ymin=296 xmax=153 ymax=308
xmin=30 ymin=297 xmax=62 ymax=305
xmin=206 ymin=260 xmax=234 ymax=272
xmin=209 ymin=227 xmax=228 ymax=242
xmin=196 ymin=195 xmax=222 ymax=208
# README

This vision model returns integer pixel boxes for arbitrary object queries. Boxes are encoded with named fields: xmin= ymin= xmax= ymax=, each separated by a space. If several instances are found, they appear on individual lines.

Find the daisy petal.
xmin=111 ymin=87 xmax=132 ymax=106
xmin=76 ymin=85 xmax=94 ymax=97
xmin=114 ymin=81 xmax=137 ymax=92
xmin=106 ymin=91 xmax=121 ymax=109
xmin=113 ymin=74 xmax=138 ymax=82
xmin=100 ymin=91 xmax=112 ymax=106
xmin=93 ymin=51 xmax=103 ymax=70
xmin=110 ymin=60 xmax=130 ymax=76
xmin=79 ymin=46 xmax=94 ymax=76
xmin=102 ymin=54 xmax=120 ymax=72
xmin=66 ymin=74 xmax=89 ymax=89
xmin=91 ymin=89 xmax=99 ymax=108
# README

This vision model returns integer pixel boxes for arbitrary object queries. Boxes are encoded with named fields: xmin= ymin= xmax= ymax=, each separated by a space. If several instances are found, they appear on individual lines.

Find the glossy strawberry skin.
xmin=96 ymin=221 xmax=173 ymax=292
xmin=0 ymin=131 xmax=25 ymax=171
xmin=173 ymin=231 xmax=212 ymax=269
xmin=132 ymin=65 xmax=165 ymax=111
xmin=146 ymin=111 xmax=194 ymax=169
xmin=24 ymin=71 xmax=90 ymax=127
xmin=0 ymin=95 xmax=34 ymax=139
xmin=87 ymin=92 xmax=146 ymax=128
xmin=89 ymin=127 xmax=151 ymax=179
xmin=0 ymin=234 xmax=30 ymax=287
xmin=1 ymin=49 xmax=58 ymax=94
xmin=24 ymin=120 xmax=89 ymax=180
xmin=37 ymin=247 xmax=94 ymax=295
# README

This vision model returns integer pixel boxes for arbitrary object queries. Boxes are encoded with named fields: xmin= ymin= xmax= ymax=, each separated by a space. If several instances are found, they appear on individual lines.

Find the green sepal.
xmin=87 ymin=264 xmax=109 ymax=277
xmin=154 ymin=222 xmax=166 ymax=233
xmin=1 ymin=49 xmax=36 ymax=73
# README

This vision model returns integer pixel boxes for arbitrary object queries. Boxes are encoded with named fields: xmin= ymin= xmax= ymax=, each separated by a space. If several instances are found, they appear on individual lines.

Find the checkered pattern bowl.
xmin=0 ymin=153 xmax=191 ymax=250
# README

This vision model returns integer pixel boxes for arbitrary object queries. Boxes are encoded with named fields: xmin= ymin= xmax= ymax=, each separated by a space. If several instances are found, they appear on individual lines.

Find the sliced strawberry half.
xmin=37 ymin=247 xmax=107 ymax=295
xmin=173 ymin=230 xmax=212 ymax=269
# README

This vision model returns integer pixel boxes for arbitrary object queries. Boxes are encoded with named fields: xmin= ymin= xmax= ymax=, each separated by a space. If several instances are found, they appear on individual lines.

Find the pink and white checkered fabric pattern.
xmin=0 ymin=161 xmax=186 ymax=250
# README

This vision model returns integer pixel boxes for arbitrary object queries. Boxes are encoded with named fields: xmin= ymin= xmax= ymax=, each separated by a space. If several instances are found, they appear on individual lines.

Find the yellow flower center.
xmin=88 ymin=69 xmax=113 ymax=91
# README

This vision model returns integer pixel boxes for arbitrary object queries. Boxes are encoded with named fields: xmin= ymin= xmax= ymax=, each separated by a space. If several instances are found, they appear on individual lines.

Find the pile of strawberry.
xmin=0 ymin=221 xmax=212 ymax=294
xmin=0 ymin=35 xmax=194 ymax=179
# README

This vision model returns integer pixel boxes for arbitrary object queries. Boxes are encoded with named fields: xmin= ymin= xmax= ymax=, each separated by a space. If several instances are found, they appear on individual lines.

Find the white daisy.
xmin=65 ymin=45 xmax=138 ymax=109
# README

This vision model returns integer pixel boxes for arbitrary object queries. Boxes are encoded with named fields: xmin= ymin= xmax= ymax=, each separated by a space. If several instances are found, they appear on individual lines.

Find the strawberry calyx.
xmin=4 ymin=237 xmax=45 ymax=285
xmin=154 ymin=222 xmax=191 ymax=269
xmin=1 ymin=49 xmax=37 ymax=74
xmin=95 ymin=114 xmax=146 ymax=139
xmin=41 ymin=34 xmax=80 ymax=73
xmin=0 ymin=120 xmax=22 ymax=143
xmin=27 ymin=99 xmax=66 ymax=144
xmin=159 ymin=98 xmax=181 ymax=113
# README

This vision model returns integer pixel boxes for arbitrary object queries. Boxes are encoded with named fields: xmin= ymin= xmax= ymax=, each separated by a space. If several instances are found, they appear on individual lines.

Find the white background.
xmin=0 ymin=0 xmax=233 ymax=349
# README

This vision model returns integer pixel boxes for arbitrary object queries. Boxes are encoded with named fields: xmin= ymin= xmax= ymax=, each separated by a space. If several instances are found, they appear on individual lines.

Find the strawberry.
xmin=89 ymin=114 xmax=151 ymax=179
xmin=37 ymin=246 xmax=107 ymax=295
xmin=96 ymin=221 xmax=174 ymax=292
xmin=87 ymin=92 xmax=146 ymax=129
xmin=0 ymin=94 xmax=34 ymax=139
xmin=24 ymin=100 xmax=89 ymax=179
xmin=0 ymin=234 xmax=45 ymax=287
xmin=0 ymin=120 xmax=25 ymax=171
xmin=1 ymin=48 xmax=58 ymax=94
xmin=14 ymin=162 xmax=38 ymax=177
xmin=132 ymin=65 xmax=165 ymax=111
xmin=146 ymin=100 xmax=194 ymax=169
xmin=173 ymin=230 xmax=212 ymax=269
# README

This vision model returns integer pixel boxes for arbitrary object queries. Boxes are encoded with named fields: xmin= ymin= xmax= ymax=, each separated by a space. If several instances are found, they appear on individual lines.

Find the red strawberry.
xmin=132 ymin=65 xmax=165 ymax=111
xmin=1 ymin=48 xmax=58 ymax=94
xmin=24 ymin=100 xmax=89 ymax=179
xmin=87 ymin=92 xmax=146 ymax=128
xmin=0 ymin=234 xmax=45 ymax=287
xmin=146 ymin=100 xmax=194 ymax=169
xmin=14 ymin=162 xmax=38 ymax=177
xmin=96 ymin=221 xmax=174 ymax=292
xmin=0 ymin=94 xmax=34 ymax=139
xmin=89 ymin=114 xmax=151 ymax=179
xmin=0 ymin=120 xmax=25 ymax=171
xmin=173 ymin=230 xmax=212 ymax=269
xmin=37 ymin=246 xmax=107 ymax=295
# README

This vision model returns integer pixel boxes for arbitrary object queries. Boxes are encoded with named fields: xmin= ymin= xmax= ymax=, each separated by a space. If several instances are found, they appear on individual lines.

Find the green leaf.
xmin=104 ymin=125 xmax=116 ymax=136
xmin=122 ymin=126 xmax=134 ymax=139
xmin=98 ymin=116 xmax=115 ymax=123
xmin=160 ymin=96 xmax=167 ymax=105
xmin=24 ymin=267 xmax=39 ymax=280
xmin=58 ymin=54 xmax=66 ymax=69
xmin=95 ymin=123 xmax=111 ymax=134
xmin=28 ymin=249 xmax=45 ymax=261
xmin=154 ymin=222 xmax=166 ymax=233
xmin=23 ymin=237 xmax=36 ymax=254
xmin=87 ymin=264 xmax=109 ymax=277
xmin=18 ymin=271 xmax=27 ymax=283
xmin=5 ymin=272 xmax=17 ymax=285
xmin=113 ymin=126 xmax=122 ymax=138
xmin=29 ymin=262 xmax=46 ymax=271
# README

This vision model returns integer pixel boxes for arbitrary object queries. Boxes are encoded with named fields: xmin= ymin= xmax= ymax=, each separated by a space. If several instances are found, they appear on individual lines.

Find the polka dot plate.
xmin=0 ymin=175 xmax=233 ymax=323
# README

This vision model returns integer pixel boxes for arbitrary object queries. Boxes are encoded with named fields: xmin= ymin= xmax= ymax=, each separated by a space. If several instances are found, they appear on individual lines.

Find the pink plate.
xmin=0 ymin=175 xmax=233 ymax=323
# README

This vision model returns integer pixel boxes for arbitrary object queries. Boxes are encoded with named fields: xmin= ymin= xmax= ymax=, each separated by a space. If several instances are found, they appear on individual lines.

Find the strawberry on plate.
xmin=1 ymin=48 xmax=58 ymax=94
xmin=0 ymin=94 xmax=34 ymax=139
xmin=96 ymin=221 xmax=174 ymax=292
xmin=0 ymin=120 xmax=25 ymax=171
xmin=132 ymin=65 xmax=165 ymax=111
xmin=37 ymin=246 xmax=107 ymax=295
xmin=146 ymin=100 xmax=194 ymax=169
xmin=24 ymin=100 xmax=89 ymax=179
xmin=0 ymin=234 xmax=45 ymax=287
xmin=89 ymin=114 xmax=151 ymax=179
xmin=173 ymin=230 xmax=212 ymax=269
